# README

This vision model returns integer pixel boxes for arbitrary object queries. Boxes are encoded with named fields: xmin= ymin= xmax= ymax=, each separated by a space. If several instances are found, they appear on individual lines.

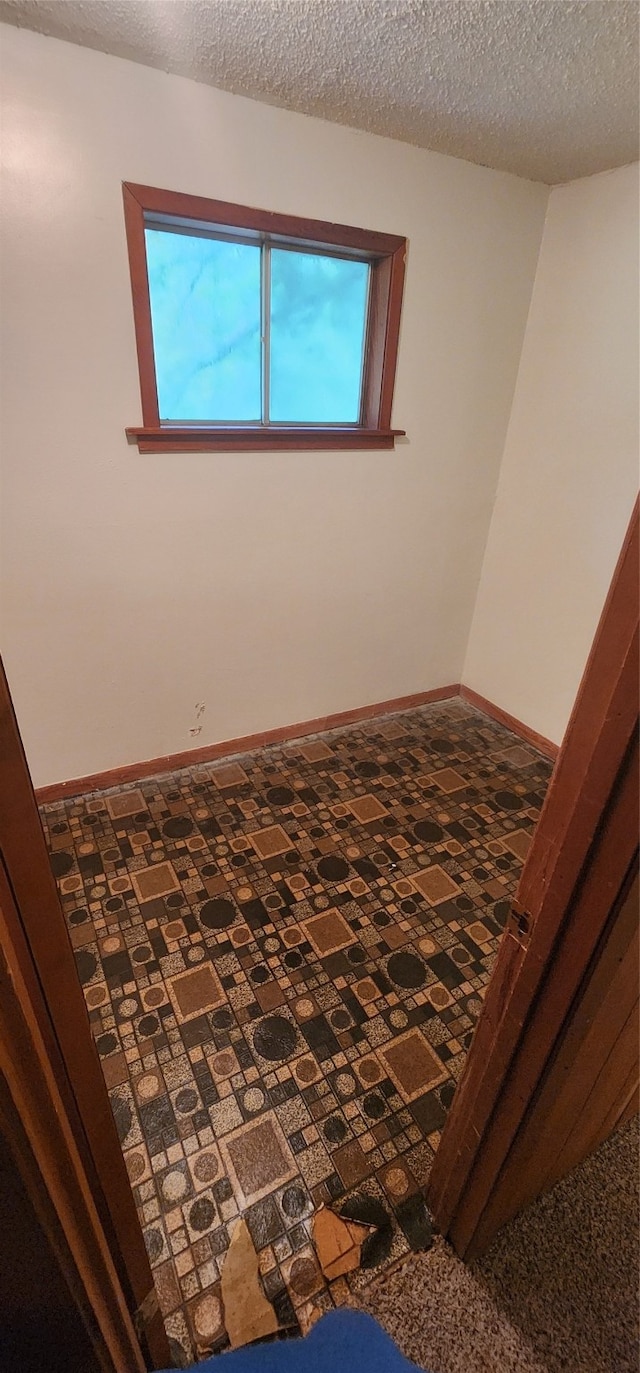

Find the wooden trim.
xmin=0 ymin=659 xmax=171 ymax=1368
xmin=34 ymin=681 xmax=567 ymax=805
xmin=35 ymin=685 xmax=461 ymax=803
xmin=122 ymin=182 xmax=406 ymax=452
xmin=514 ymin=498 xmax=639 ymax=922
xmin=125 ymin=426 xmax=405 ymax=453
xmin=378 ymin=243 xmax=407 ymax=430
xmin=122 ymin=185 xmax=159 ymax=427
xmin=123 ymin=183 xmax=406 ymax=256
xmin=428 ymin=497 xmax=639 ymax=1259
xmin=361 ymin=254 xmax=391 ymax=430
xmin=359 ymin=243 xmax=407 ymax=432
xmin=459 ymin=685 xmax=559 ymax=760
xmin=600 ymin=1060 xmax=639 ymax=1138
xmin=0 ymin=1072 xmax=111 ymax=1373
xmin=460 ymin=751 xmax=638 ymax=1256
xmin=0 ymin=862 xmax=146 ymax=1373
xmin=533 ymin=870 xmax=639 ymax=1195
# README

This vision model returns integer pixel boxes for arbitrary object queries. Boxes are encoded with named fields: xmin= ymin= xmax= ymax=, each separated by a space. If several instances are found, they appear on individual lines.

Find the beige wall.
xmin=0 ymin=26 xmax=548 ymax=788
xmin=464 ymin=163 xmax=639 ymax=747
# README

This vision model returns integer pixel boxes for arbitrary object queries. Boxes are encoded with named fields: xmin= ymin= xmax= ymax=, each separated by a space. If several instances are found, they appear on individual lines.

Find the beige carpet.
xmin=359 ymin=1116 xmax=639 ymax=1373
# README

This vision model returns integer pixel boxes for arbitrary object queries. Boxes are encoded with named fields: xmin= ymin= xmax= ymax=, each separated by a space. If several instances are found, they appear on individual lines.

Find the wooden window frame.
xmin=122 ymin=182 xmax=407 ymax=453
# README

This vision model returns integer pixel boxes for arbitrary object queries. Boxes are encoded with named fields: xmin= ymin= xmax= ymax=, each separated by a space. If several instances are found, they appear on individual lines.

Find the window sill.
xmin=125 ymin=426 xmax=405 ymax=453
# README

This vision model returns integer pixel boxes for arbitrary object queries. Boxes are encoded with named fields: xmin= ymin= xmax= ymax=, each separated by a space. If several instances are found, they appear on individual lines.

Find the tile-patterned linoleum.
xmin=42 ymin=699 xmax=552 ymax=1361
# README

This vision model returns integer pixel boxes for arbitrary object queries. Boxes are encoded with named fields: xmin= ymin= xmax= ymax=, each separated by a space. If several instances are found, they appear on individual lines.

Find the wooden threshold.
xmin=35 ymin=682 xmax=561 ymax=804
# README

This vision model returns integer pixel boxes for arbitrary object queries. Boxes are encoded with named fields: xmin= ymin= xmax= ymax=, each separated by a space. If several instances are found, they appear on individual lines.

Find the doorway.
xmin=35 ymin=696 xmax=552 ymax=1359
xmin=1 ymin=503 xmax=636 ymax=1368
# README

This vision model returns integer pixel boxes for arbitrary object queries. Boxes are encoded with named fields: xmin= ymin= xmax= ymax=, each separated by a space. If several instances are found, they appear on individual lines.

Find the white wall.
xmin=0 ymin=25 xmax=548 ymax=788
xmin=464 ymin=163 xmax=639 ymax=746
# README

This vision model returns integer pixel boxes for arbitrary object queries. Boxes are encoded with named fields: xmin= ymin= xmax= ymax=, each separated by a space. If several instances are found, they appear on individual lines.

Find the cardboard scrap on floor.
xmin=313 ymin=1204 xmax=375 ymax=1281
xmin=220 ymin=1218 xmax=279 ymax=1349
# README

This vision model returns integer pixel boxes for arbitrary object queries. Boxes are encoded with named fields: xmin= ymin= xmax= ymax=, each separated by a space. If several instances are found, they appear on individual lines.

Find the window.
xmin=123 ymin=184 xmax=406 ymax=452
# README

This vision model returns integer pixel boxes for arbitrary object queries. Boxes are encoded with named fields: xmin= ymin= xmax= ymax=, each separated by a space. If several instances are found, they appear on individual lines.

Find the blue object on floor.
xmin=160 ymin=1310 xmax=425 ymax=1370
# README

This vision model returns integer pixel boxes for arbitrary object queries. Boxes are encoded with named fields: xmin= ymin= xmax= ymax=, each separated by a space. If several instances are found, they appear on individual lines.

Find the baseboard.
xmin=35 ymin=681 xmax=559 ymax=804
xmin=459 ymin=685 xmax=559 ymax=761
xmin=35 ymin=684 xmax=460 ymax=804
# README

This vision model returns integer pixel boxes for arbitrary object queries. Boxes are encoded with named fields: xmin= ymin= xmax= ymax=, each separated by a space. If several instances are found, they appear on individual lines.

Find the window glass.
xmin=269 ymin=249 xmax=369 ymax=424
xmin=145 ymin=228 xmax=262 ymax=422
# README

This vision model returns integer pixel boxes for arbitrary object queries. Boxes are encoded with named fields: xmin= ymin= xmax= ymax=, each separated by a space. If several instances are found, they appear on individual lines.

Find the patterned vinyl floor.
xmin=41 ymin=698 xmax=552 ymax=1362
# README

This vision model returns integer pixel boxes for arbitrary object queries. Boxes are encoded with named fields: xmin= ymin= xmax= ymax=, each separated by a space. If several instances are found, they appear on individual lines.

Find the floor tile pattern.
xmin=42 ymin=699 xmax=552 ymax=1361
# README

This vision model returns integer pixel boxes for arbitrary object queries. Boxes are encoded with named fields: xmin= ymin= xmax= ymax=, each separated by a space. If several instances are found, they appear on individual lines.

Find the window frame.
xmin=122 ymin=182 xmax=407 ymax=452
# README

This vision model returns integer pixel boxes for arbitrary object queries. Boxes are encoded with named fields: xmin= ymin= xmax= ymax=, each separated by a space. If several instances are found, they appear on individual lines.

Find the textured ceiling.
xmin=0 ymin=0 xmax=638 ymax=184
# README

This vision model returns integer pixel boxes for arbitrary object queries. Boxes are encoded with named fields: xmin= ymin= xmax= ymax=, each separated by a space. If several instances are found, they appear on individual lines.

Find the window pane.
xmin=145 ymin=228 xmax=261 ymax=422
xmin=269 ymin=249 xmax=369 ymax=424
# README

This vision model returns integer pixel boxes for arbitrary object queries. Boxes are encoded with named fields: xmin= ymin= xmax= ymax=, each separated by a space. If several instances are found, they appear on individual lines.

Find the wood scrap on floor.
xmin=220 ymin=1218 xmax=279 ymax=1349
xmin=313 ymin=1203 xmax=375 ymax=1281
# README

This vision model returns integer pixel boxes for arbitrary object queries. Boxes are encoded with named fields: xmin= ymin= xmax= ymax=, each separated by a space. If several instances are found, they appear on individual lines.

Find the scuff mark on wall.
xmin=189 ymin=702 xmax=205 ymax=737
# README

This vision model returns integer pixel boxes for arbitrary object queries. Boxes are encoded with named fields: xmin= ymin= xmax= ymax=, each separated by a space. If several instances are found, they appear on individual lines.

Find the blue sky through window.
xmin=146 ymin=228 xmax=262 ymax=422
xmin=145 ymin=226 xmax=370 ymax=426
xmin=269 ymin=249 xmax=369 ymax=423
